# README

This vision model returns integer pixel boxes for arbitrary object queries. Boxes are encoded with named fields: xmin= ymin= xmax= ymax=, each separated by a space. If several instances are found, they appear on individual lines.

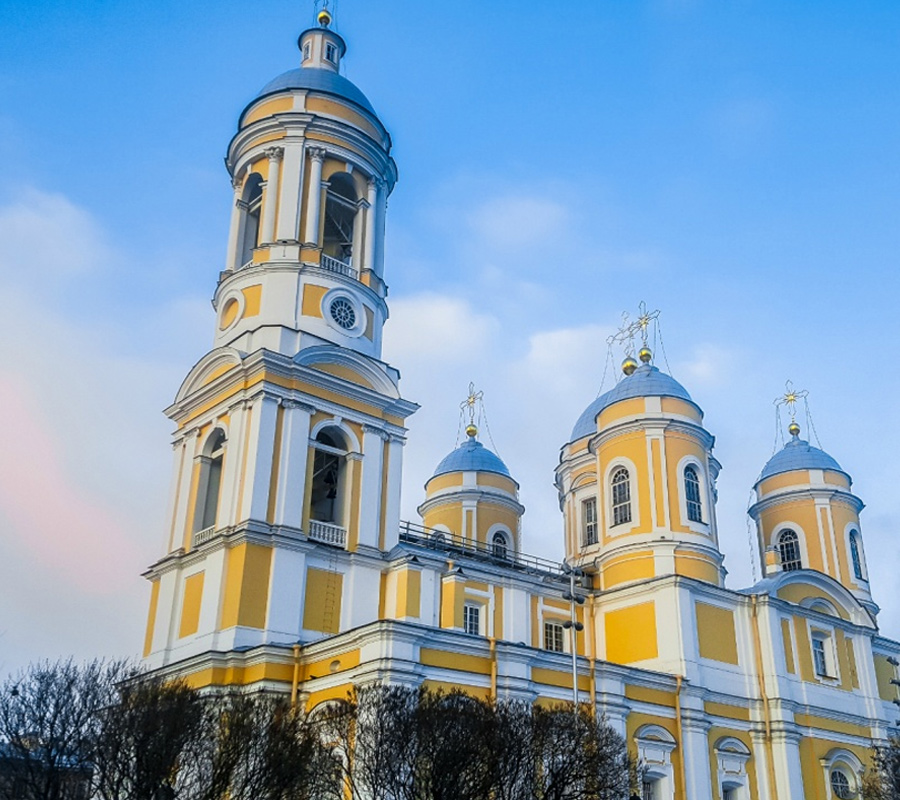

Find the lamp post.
xmin=561 ymin=562 xmax=586 ymax=710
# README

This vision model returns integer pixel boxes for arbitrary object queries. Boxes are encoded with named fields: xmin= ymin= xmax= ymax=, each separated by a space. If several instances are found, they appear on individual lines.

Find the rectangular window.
xmin=642 ymin=780 xmax=655 ymax=800
xmin=463 ymin=603 xmax=481 ymax=636
xmin=812 ymin=635 xmax=829 ymax=676
xmin=303 ymin=42 xmax=311 ymax=60
xmin=544 ymin=621 xmax=565 ymax=652
xmin=325 ymin=43 xmax=337 ymax=62
xmin=582 ymin=497 xmax=598 ymax=545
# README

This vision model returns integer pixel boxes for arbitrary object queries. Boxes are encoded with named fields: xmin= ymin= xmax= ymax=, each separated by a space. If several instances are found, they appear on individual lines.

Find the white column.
xmin=221 ymin=400 xmax=249 ymax=527
xmin=357 ymin=425 xmax=386 ymax=549
xmin=165 ymin=431 xmax=195 ymax=554
xmin=680 ymin=716 xmax=713 ymax=798
xmin=239 ymin=392 xmax=281 ymax=523
xmin=276 ymin=139 xmax=305 ymax=242
xmin=375 ymin=181 xmax=387 ymax=277
xmin=225 ymin=177 xmax=244 ymax=270
xmin=363 ymin=177 xmax=377 ymax=271
xmin=351 ymin=199 xmax=365 ymax=269
xmin=259 ymin=146 xmax=283 ymax=244
xmin=273 ymin=400 xmax=315 ymax=528
xmin=381 ymin=435 xmax=405 ymax=550
xmin=303 ymin=147 xmax=326 ymax=245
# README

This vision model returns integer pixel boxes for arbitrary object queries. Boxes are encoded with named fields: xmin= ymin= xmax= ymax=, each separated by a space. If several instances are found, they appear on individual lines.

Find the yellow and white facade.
xmin=141 ymin=17 xmax=900 ymax=800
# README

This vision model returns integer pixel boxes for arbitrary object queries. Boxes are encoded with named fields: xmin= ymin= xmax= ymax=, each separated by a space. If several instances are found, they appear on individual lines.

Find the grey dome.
xmin=570 ymin=364 xmax=695 ymax=442
xmin=758 ymin=437 xmax=845 ymax=482
xmin=432 ymin=437 xmax=512 ymax=479
xmin=254 ymin=68 xmax=376 ymax=115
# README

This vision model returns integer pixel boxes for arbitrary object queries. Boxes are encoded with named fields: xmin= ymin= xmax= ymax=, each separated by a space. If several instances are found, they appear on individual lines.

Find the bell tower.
xmin=142 ymin=13 xmax=417 ymax=676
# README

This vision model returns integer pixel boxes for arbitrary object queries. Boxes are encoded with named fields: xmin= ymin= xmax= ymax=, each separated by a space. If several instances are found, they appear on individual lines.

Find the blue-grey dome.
xmin=432 ymin=437 xmax=512 ymax=479
xmin=758 ymin=437 xmax=845 ymax=482
xmin=570 ymin=364 xmax=695 ymax=442
xmin=254 ymin=68 xmax=376 ymax=115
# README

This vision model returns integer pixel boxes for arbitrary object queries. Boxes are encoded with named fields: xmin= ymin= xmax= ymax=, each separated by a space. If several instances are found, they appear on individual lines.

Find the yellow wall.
xmin=695 ymin=602 xmax=738 ymax=664
xmin=600 ymin=550 xmax=655 ymax=589
xmin=178 ymin=572 xmax=205 ymax=638
xmin=875 ymin=654 xmax=899 ymax=701
xmin=475 ymin=503 xmax=519 ymax=545
xmin=423 ymin=504 xmax=463 ymax=537
xmin=143 ymin=579 xmax=160 ymax=657
xmin=597 ymin=398 xmax=645 ymax=429
xmin=397 ymin=568 xmax=421 ymax=618
xmin=302 ymin=567 xmax=344 ymax=634
xmin=426 ymin=473 xmax=464 ymax=494
xmin=440 ymin=576 xmax=465 ymax=629
xmin=759 ymin=500 xmax=824 ymax=571
xmin=241 ymin=284 xmax=262 ymax=318
xmin=243 ymin=96 xmax=293 ymax=126
xmin=312 ymin=363 xmax=375 ymax=389
xmin=781 ymin=618 xmax=795 ymax=674
xmin=477 ymin=473 xmax=518 ymax=493
xmin=220 ymin=544 xmax=273 ymax=629
xmin=664 ymin=431 xmax=707 ymax=534
xmin=605 ymin=602 xmax=658 ymax=663
xmin=305 ymin=97 xmax=381 ymax=139
xmin=301 ymin=284 xmax=327 ymax=318
xmin=674 ymin=553 xmax=721 ymax=584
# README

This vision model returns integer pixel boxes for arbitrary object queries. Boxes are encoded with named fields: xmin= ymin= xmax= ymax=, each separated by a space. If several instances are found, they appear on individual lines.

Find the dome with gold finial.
xmin=431 ymin=426 xmax=513 ymax=480
xmin=756 ymin=425 xmax=846 ymax=484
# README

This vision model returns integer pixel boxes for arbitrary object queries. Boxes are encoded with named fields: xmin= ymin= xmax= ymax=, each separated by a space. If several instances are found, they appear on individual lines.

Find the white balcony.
xmin=320 ymin=254 xmax=359 ymax=280
xmin=308 ymin=519 xmax=347 ymax=548
xmin=192 ymin=525 xmax=218 ymax=547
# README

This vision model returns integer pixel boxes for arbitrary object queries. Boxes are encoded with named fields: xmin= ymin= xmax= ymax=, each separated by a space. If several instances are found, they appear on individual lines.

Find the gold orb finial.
xmin=622 ymin=356 xmax=638 ymax=376
xmin=317 ymin=8 xmax=332 ymax=27
xmin=639 ymin=346 xmax=652 ymax=363
xmin=788 ymin=421 xmax=801 ymax=437
xmin=466 ymin=423 xmax=478 ymax=438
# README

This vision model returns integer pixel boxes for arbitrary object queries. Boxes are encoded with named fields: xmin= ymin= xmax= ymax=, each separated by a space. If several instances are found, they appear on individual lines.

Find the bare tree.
xmin=864 ymin=738 xmax=900 ymax=800
xmin=0 ymin=658 xmax=126 ymax=800
xmin=90 ymin=675 xmax=203 ymax=800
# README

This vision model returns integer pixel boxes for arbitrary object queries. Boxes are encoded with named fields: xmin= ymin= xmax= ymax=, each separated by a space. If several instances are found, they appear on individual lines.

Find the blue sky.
xmin=0 ymin=0 xmax=898 ymax=673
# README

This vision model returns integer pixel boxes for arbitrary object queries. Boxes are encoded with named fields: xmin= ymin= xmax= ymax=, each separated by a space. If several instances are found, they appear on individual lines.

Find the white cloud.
xmin=467 ymin=196 xmax=569 ymax=251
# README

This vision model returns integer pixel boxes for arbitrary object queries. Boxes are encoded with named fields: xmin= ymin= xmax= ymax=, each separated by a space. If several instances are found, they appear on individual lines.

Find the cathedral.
xmin=140 ymin=11 xmax=900 ymax=800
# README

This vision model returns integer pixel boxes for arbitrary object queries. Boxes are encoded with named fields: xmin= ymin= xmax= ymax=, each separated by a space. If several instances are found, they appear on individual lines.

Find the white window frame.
xmin=676 ymin=455 xmax=711 ymax=535
xmin=604 ymin=458 xmax=639 ymax=535
xmin=810 ymin=627 xmax=839 ymax=682
xmin=487 ymin=524 xmax=513 ymax=559
xmin=463 ymin=602 xmax=482 ymax=636
xmin=820 ymin=750 xmax=863 ymax=800
xmin=772 ymin=523 xmax=809 ymax=572
xmin=543 ymin=619 xmax=566 ymax=653
xmin=634 ymin=725 xmax=676 ymax=800
xmin=325 ymin=42 xmax=337 ymax=63
xmin=320 ymin=288 xmax=367 ymax=338
xmin=844 ymin=524 xmax=868 ymax=584
xmin=582 ymin=496 xmax=598 ymax=546
xmin=714 ymin=737 xmax=751 ymax=800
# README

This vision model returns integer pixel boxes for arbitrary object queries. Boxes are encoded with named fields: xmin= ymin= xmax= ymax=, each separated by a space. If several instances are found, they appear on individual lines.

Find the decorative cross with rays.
xmin=460 ymin=382 xmax=483 ymax=428
xmin=606 ymin=301 xmax=660 ymax=356
xmin=774 ymin=380 xmax=809 ymax=424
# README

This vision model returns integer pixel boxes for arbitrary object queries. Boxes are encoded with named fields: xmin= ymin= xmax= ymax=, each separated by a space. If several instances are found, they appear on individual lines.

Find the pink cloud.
xmin=0 ymin=373 xmax=140 ymax=594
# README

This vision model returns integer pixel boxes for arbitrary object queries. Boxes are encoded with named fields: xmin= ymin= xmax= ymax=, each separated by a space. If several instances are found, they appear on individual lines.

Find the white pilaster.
xmin=239 ymin=392 xmax=281 ymax=522
xmin=221 ymin=400 xmax=249 ymax=528
xmin=276 ymin=139 xmax=305 ymax=242
xmin=364 ymin=177 xmax=377 ymax=271
xmin=681 ymin=716 xmax=713 ymax=799
xmin=374 ymin=180 xmax=387 ymax=277
xmin=225 ymin=177 xmax=244 ymax=271
xmin=266 ymin=548 xmax=307 ymax=641
xmin=167 ymin=431 xmax=197 ymax=553
xmin=273 ymin=400 xmax=315 ymax=527
xmin=303 ymin=147 xmax=326 ymax=245
xmin=358 ymin=425 xmax=386 ymax=548
xmin=259 ymin=146 xmax=283 ymax=244
xmin=382 ymin=435 xmax=404 ymax=550
xmin=351 ymin=198 xmax=365 ymax=269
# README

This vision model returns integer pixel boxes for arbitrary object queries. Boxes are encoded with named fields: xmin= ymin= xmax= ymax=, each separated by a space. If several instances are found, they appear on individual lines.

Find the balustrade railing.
xmin=308 ymin=519 xmax=347 ymax=548
xmin=398 ymin=521 xmax=563 ymax=577
xmin=192 ymin=525 xmax=218 ymax=547
xmin=320 ymin=254 xmax=359 ymax=279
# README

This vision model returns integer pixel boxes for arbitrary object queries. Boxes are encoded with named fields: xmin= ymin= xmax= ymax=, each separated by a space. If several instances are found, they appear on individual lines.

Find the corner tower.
xmin=556 ymin=344 xmax=724 ymax=591
xmin=142 ymin=15 xmax=417 ymax=675
xmin=749 ymin=420 xmax=874 ymax=613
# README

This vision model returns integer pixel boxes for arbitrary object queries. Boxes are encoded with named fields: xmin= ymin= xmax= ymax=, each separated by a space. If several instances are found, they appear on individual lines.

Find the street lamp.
xmin=561 ymin=562 xmax=586 ymax=710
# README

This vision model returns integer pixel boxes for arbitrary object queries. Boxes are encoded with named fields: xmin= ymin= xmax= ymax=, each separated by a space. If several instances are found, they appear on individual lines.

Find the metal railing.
xmin=398 ymin=521 xmax=564 ymax=578
xmin=320 ymin=254 xmax=359 ymax=280
xmin=192 ymin=525 xmax=218 ymax=547
xmin=308 ymin=519 xmax=347 ymax=548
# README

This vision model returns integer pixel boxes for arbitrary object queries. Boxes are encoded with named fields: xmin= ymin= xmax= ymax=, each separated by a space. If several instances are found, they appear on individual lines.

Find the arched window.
xmin=491 ymin=531 xmax=509 ymax=560
xmin=238 ymin=174 xmax=263 ymax=268
xmin=684 ymin=465 xmax=702 ymax=522
xmin=849 ymin=531 xmax=863 ymax=580
xmin=830 ymin=769 xmax=851 ymax=799
xmin=611 ymin=468 xmax=632 ymax=527
xmin=310 ymin=428 xmax=348 ymax=526
xmin=194 ymin=430 xmax=226 ymax=534
xmin=323 ymin=173 xmax=358 ymax=266
xmin=778 ymin=530 xmax=802 ymax=571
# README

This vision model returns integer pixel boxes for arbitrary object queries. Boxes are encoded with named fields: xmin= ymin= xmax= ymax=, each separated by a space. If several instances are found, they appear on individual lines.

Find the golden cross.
xmin=460 ymin=382 xmax=483 ymax=426
xmin=774 ymin=380 xmax=809 ymax=423
xmin=606 ymin=302 xmax=660 ymax=355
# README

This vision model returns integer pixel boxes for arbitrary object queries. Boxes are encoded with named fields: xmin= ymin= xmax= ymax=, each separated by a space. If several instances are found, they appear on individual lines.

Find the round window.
xmin=830 ymin=770 xmax=851 ymax=799
xmin=329 ymin=297 xmax=356 ymax=330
